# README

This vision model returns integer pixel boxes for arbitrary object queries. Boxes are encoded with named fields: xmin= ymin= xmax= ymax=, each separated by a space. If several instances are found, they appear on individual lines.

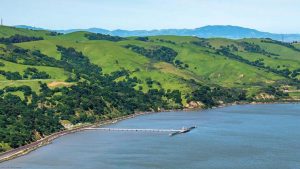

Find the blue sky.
xmin=0 ymin=0 xmax=300 ymax=33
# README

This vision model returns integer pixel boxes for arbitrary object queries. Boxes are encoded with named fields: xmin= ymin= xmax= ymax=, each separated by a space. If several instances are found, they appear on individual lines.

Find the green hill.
xmin=1 ymin=25 xmax=300 ymax=99
xmin=0 ymin=25 xmax=55 ymax=39
xmin=1 ymin=25 xmax=300 ymax=152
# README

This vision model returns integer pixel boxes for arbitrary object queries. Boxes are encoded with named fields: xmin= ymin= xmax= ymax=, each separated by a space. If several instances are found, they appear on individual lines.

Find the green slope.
xmin=0 ymin=25 xmax=54 ymax=39
xmin=2 ymin=26 xmax=300 ymax=154
xmin=0 ymin=59 xmax=69 ymax=91
xmin=1 ymin=26 xmax=299 ymax=99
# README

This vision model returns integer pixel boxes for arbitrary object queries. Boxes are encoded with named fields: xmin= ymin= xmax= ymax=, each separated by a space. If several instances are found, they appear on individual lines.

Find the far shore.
xmin=0 ymin=100 xmax=299 ymax=163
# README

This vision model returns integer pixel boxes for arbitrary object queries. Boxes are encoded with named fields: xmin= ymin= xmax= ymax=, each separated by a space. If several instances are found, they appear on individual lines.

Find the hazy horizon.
xmin=1 ymin=0 xmax=300 ymax=34
xmin=11 ymin=24 xmax=300 ymax=35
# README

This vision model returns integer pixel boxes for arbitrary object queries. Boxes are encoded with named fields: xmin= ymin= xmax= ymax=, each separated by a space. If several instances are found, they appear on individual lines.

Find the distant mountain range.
xmin=15 ymin=25 xmax=300 ymax=42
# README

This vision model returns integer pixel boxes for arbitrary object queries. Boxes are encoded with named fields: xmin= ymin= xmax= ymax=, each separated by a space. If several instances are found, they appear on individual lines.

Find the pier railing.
xmin=85 ymin=128 xmax=182 ymax=132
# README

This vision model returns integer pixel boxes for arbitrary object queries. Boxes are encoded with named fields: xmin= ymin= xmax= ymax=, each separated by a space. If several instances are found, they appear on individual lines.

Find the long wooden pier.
xmin=85 ymin=127 xmax=182 ymax=132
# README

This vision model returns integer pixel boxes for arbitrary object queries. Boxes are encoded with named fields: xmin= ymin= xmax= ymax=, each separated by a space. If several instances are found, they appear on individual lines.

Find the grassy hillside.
xmin=0 ymin=59 xmax=68 ymax=91
xmin=0 ymin=25 xmax=54 ymax=39
xmin=1 ymin=26 xmax=299 ymax=153
xmin=1 ymin=26 xmax=299 ymax=99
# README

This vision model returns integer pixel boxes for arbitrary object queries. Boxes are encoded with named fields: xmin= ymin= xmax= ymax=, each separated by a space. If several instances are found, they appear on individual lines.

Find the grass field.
xmin=1 ymin=26 xmax=299 ymax=99
xmin=0 ymin=25 xmax=54 ymax=39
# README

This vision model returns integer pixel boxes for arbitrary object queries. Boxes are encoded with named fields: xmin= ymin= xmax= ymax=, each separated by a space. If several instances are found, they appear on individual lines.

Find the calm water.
xmin=1 ymin=104 xmax=300 ymax=169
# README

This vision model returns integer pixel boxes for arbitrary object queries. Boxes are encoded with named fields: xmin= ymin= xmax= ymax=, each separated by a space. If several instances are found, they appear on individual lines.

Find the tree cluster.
xmin=0 ymin=70 xmax=22 ymax=80
xmin=46 ymin=32 xmax=63 ymax=36
xmin=85 ymin=33 xmax=126 ymax=42
xmin=238 ymin=42 xmax=277 ymax=57
xmin=125 ymin=44 xmax=178 ymax=63
xmin=260 ymin=86 xmax=288 ymax=99
xmin=261 ymin=39 xmax=300 ymax=52
xmin=23 ymin=67 xmax=51 ymax=79
xmin=174 ymin=60 xmax=189 ymax=69
xmin=135 ymin=37 xmax=149 ymax=42
xmin=0 ymin=67 xmax=51 ymax=80
xmin=0 ymin=34 xmax=43 ymax=44
xmin=191 ymin=40 xmax=212 ymax=48
xmin=0 ymin=45 xmax=64 ymax=68
xmin=216 ymin=46 xmax=300 ymax=80
xmin=186 ymin=85 xmax=247 ymax=108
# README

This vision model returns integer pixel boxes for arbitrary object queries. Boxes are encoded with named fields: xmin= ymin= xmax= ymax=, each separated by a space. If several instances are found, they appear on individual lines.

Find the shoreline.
xmin=0 ymin=100 xmax=299 ymax=163
xmin=0 ymin=111 xmax=155 ymax=163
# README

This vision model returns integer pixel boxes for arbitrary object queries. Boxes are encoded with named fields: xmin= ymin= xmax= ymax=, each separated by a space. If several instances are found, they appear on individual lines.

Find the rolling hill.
xmin=1 ymin=25 xmax=300 ymax=100
xmin=1 ymin=25 xmax=300 ymax=152
xmin=15 ymin=25 xmax=300 ymax=42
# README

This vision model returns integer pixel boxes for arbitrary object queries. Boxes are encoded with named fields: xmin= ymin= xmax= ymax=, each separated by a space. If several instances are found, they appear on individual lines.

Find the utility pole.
xmin=0 ymin=18 xmax=2 ymax=26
